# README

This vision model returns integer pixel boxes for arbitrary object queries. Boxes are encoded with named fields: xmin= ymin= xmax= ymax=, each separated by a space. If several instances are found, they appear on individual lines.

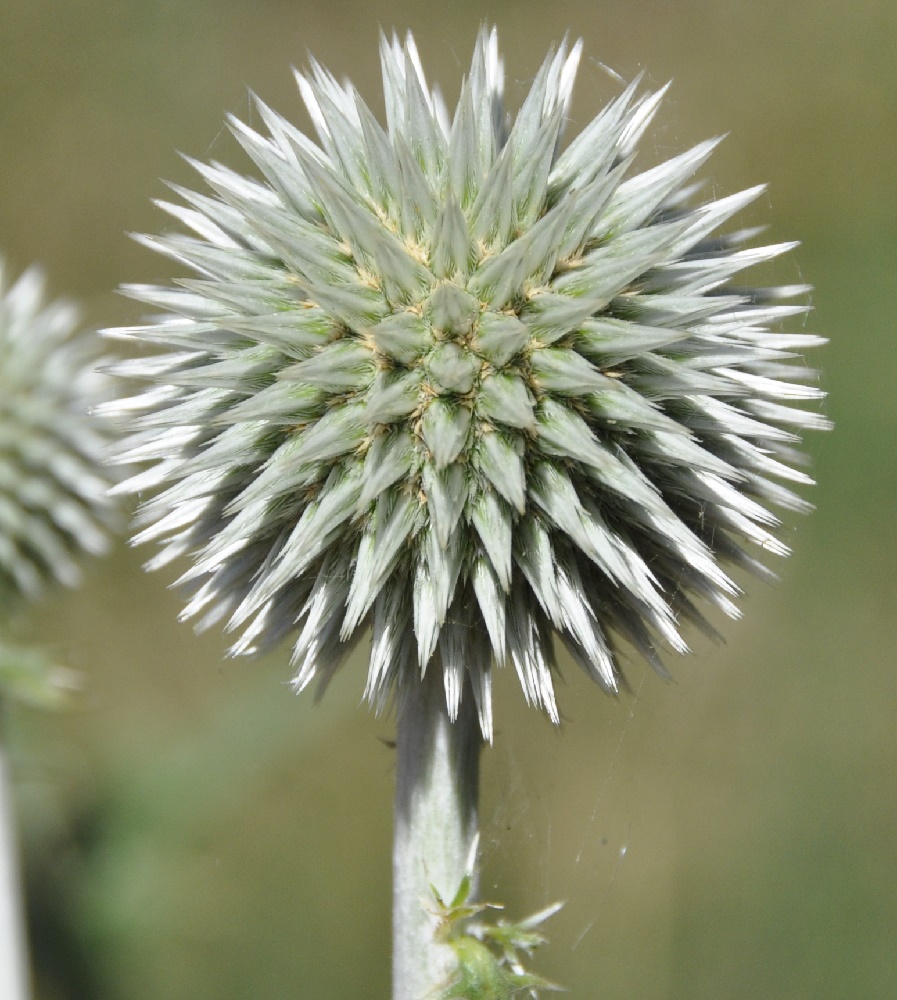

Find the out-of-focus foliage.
xmin=1 ymin=1 xmax=894 ymax=999
xmin=0 ymin=644 xmax=82 ymax=712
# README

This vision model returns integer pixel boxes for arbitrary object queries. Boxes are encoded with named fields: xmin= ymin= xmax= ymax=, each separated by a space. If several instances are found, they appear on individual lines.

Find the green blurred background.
xmin=1 ymin=0 xmax=894 ymax=997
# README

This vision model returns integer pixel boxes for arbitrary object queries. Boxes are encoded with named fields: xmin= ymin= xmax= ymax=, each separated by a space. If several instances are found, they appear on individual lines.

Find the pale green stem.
xmin=393 ymin=666 xmax=481 ymax=1000
xmin=0 ymin=706 xmax=30 ymax=1000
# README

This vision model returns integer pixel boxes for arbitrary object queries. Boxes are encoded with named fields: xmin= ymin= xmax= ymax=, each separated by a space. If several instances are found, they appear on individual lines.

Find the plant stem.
xmin=0 ymin=705 xmax=30 ymax=1000
xmin=393 ymin=666 xmax=482 ymax=1000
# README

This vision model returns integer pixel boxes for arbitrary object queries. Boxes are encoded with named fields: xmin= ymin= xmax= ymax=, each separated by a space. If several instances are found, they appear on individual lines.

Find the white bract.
xmin=108 ymin=29 xmax=828 ymax=739
xmin=0 ymin=262 xmax=114 ymax=606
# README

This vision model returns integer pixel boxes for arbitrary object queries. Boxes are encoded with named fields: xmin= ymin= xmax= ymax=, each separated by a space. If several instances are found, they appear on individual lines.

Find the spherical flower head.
xmin=109 ymin=29 xmax=828 ymax=739
xmin=0 ymin=261 xmax=116 ymax=608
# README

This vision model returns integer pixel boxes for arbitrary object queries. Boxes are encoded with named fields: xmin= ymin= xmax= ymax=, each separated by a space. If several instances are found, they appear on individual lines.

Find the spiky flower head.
xmin=108 ymin=29 xmax=828 ymax=739
xmin=0 ymin=261 xmax=115 ymax=609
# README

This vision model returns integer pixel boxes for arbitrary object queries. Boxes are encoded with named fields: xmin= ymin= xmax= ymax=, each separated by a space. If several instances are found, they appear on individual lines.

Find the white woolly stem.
xmin=393 ymin=666 xmax=481 ymax=1000
xmin=0 ymin=709 xmax=31 ymax=1000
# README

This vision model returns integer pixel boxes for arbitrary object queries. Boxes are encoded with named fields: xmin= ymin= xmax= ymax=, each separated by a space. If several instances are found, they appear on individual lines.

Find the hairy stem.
xmin=0 ymin=707 xmax=30 ymax=1000
xmin=393 ymin=666 xmax=482 ymax=1000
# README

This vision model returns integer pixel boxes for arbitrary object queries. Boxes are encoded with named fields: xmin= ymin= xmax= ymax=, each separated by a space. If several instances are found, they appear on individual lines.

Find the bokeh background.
xmin=1 ymin=1 xmax=894 ymax=997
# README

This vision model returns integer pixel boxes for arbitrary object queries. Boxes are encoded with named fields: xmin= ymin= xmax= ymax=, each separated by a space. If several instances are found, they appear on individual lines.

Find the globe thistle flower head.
xmin=0 ymin=261 xmax=116 ymax=607
xmin=108 ymin=29 xmax=828 ymax=739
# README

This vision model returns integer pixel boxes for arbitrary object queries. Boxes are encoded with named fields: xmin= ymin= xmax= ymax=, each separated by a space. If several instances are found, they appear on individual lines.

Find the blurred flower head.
xmin=0 ymin=260 xmax=116 ymax=610
xmin=108 ymin=28 xmax=828 ymax=738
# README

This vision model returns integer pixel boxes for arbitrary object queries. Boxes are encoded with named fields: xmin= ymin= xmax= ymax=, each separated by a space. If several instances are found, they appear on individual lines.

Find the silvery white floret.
xmin=0 ymin=261 xmax=115 ymax=607
xmin=106 ymin=28 xmax=828 ymax=739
